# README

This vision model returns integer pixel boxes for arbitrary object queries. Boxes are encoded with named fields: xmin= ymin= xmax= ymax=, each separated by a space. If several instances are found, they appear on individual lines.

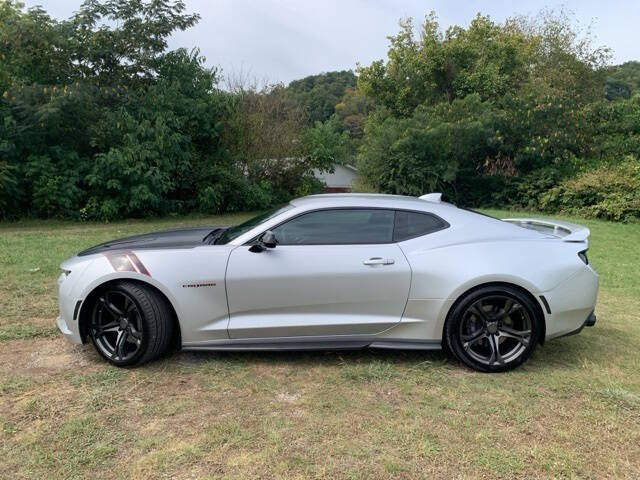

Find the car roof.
xmin=289 ymin=193 xmax=548 ymax=240
xmin=228 ymin=193 xmax=547 ymax=245
xmin=291 ymin=193 xmax=457 ymax=214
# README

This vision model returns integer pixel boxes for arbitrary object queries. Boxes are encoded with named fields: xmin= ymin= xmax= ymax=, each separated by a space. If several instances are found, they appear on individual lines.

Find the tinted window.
xmin=393 ymin=211 xmax=447 ymax=242
xmin=216 ymin=204 xmax=293 ymax=244
xmin=273 ymin=209 xmax=395 ymax=245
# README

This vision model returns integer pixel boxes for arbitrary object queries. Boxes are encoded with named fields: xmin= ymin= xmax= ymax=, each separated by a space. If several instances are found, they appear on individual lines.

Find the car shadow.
xmin=66 ymin=321 xmax=615 ymax=374
xmin=169 ymin=326 xmax=614 ymax=374
xmin=173 ymin=347 xmax=452 ymax=370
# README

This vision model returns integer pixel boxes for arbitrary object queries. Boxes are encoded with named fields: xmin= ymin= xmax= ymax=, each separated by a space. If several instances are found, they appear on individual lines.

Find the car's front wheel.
xmin=444 ymin=286 xmax=542 ymax=372
xmin=89 ymin=281 xmax=174 ymax=367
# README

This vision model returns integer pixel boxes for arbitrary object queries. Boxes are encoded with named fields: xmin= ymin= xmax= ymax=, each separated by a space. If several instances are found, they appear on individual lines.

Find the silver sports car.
xmin=56 ymin=193 xmax=598 ymax=372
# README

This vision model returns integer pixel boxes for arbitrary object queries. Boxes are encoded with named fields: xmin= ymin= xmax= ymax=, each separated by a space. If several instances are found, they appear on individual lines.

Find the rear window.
xmin=393 ymin=211 xmax=448 ymax=242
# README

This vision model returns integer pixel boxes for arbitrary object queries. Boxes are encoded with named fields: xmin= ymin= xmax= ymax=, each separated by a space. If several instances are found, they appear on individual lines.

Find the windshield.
xmin=215 ymin=204 xmax=294 ymax=244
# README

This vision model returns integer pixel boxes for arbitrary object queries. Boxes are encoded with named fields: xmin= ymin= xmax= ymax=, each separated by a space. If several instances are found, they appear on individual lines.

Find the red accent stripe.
xmin=126 ymin=251 xmax=151 ymax=276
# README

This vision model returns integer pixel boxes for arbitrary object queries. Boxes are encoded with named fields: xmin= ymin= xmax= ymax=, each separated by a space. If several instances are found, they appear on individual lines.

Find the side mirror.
xmin=249 ymin=230 xmax=277 ymax=253
xmin=261 ymin=230 xmax=277 ymax=248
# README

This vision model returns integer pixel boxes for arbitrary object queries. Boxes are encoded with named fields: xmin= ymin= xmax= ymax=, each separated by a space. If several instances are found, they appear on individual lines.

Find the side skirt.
xmin=181 ymin=339 xmax=442 ymax=353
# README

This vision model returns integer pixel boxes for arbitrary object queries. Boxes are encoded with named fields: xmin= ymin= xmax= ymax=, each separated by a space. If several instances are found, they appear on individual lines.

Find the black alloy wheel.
xmin=445 ymin=286 xmax=542 ymax=372
xmin=89 ymin=281 xmax=174 ymax=367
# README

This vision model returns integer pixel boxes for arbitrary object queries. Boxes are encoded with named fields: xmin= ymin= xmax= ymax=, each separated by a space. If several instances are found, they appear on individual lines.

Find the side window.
xmin=393 ymin=211 xmax=447 ymax=242
xmin=272 ymin=209 xmax=395 ymax=245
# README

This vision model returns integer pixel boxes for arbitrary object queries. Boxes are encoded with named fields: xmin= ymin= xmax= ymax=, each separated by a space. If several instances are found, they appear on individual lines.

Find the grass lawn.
xmin=1 ymin=209 xmax=639 ymax=479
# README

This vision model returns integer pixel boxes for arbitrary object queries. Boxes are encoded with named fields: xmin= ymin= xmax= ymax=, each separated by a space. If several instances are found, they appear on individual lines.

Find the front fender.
xmin=62 ymin=246 xmax=234 ymax=344
xmin=75 ymin=257 xmax=181 ymax=316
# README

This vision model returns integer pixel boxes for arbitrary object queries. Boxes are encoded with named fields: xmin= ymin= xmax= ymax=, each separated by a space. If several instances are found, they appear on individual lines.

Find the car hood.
xmin=77 ymin=226 xmax=226 ymax=256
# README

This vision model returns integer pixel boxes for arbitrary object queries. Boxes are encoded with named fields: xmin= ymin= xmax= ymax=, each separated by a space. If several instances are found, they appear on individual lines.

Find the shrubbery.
xmin=540 ymin=158 xmax=640 ymax=221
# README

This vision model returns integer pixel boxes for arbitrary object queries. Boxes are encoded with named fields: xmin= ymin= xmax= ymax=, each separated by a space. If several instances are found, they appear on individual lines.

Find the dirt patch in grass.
xmin=0 ymin=336 xmax=95 ymax=375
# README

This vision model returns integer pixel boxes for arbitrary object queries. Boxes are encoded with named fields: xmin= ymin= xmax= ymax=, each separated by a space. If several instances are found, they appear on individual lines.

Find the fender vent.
xmin=73 ymin=300 xmax=82 ymax=320
xmin=539 ymin=295 xmax=551 ymax=314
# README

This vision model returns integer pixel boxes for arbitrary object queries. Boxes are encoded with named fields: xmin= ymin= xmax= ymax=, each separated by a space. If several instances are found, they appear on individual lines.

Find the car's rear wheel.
xmin=89 ymin=281 xmax=173 ymax=367
xmin=445 ymin=286 xmax=542 ymax=372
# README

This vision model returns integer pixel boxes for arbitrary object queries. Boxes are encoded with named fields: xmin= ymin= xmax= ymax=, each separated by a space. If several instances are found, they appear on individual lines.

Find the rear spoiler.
xmin=502 ymin=218 xmax=590 ymax=243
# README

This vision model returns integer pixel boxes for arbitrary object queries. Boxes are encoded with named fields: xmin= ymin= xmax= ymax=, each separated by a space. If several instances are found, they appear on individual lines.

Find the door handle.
xmin=363 ymin=257 xmax=395 ymax=266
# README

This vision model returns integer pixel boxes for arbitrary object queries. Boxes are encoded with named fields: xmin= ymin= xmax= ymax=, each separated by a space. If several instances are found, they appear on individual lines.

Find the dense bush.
xmin=540 ymin=158 xmax=640 ymax=221
xmin=586 ymin=96 xmax=640 ymax=161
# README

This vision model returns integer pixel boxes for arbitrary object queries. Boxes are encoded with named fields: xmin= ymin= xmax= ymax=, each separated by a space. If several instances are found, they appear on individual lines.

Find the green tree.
xmin=356 ymin=11 xmax=610 ymax=206
xmin=287 ymin=70 xmax=356 ymax=124
xmin=605 ymin=62 xmax=640 ymax=100
xmin=301 ymin=116 xmax=350 ymax=170
xmin=0 ymin=1 xmax=241 ymax=219
xmin=358 ymin=95 xmax=495 ymax=196
xmin=357 ymin=14 xmax=533 ymax=116
xmin=334 ymin=88 xmax=374 ymax=139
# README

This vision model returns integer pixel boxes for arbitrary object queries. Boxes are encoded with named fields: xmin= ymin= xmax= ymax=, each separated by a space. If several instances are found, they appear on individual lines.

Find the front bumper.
xmin=57 ymin=271 xmax=84 ymax=344
xmin=56 ymin=315 xmax=82 ymax=343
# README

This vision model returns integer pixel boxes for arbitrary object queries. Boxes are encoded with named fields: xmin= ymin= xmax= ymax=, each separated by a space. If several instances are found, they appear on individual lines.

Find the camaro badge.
xmin=182 ymin=282 xmax=217 ymax=288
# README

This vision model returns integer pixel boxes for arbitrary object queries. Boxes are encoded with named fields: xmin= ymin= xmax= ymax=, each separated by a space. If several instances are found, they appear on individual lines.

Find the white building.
xmin=312 ymin=164 xmax=358 ymax=192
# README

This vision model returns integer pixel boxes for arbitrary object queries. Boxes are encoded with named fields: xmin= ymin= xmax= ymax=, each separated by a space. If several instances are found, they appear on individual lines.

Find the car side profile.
xmin=56 ymin=193 xmax=598 ymax=372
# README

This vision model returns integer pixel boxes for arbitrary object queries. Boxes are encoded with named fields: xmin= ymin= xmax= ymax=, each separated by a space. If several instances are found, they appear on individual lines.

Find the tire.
xmin=89 ymin=281 xmax=174 ymax=367
xmin=444 ymin=285 xmax=542 ymax=373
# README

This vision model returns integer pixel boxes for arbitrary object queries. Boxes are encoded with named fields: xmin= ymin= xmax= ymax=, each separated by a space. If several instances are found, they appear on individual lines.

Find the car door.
xmin=225 ymin=208 xmax=411 ymax=339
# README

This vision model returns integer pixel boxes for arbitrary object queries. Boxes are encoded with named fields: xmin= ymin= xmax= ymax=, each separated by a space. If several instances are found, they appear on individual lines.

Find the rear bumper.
xmin=552 ymin=310 xmax=596 ymax=340
xmin=584 ymin=311 xmax=597 ymax=327
xmin=542 ymin=266 xmax=599 ymax=340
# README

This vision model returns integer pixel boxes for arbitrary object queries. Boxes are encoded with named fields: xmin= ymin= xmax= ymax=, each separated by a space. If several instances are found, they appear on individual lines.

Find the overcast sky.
xmin=23 ymin=0 xmax=640 ymax=85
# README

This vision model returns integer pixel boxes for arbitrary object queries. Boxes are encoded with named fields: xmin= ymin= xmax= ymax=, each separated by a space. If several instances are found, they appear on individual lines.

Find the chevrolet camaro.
xmin=56 ymin=193 xmax=598 ymax=372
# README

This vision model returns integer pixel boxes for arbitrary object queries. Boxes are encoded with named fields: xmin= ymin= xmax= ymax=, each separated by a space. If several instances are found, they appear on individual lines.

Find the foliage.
xmin=287 ymin=70 xmax=356 ymax=124
xmin=605 ymin=61 xmax=640 ymax=100
xmin=0 ymin=114 xmax=19 ymax=218
xmin=359 ymin=94 xmax=495 ymax=195
xmin=222 ymin=81 xmax=329 ymax=205
xmin=2 ymin=1 xmax=640 ymax=221
xmin=354 ymin=11 xmax=636 ymax=215
xmin=357 ymin=14 xmax=536 ymax=116
xmin=224 ymin=83 xmax=305 ymax=177
xmin=334 ymin=88 xmax=374 ymax=139
xmin=585 ymin=96 xmax=640 ymax=160
xmin=0 ymin=0 xmax=323 ymax=220
xmin=301 ymin=117 xmax=350 ymax=170
xmin=539 ymin=157 xmax=640 ymax=221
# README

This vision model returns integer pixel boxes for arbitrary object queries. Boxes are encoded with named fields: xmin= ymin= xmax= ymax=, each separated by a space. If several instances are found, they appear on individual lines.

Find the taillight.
xmin=578 ymin=250 xmax=589 ymax=265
